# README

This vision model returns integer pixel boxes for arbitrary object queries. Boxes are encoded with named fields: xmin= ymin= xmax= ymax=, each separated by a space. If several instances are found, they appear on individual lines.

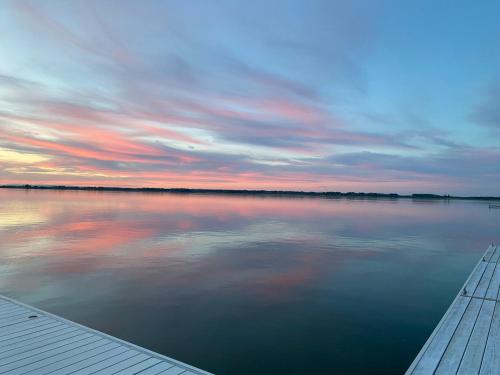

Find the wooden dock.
xmin=406 ymin=244 xmax=500 ymax=374
xmin=0 ymin=295 xmax=213 ymax=375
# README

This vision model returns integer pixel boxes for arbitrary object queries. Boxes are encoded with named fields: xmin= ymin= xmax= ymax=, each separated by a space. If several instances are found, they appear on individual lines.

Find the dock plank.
xmin=434 ymin=297 xmax=483 ymax=374
xmin=0 ymin=332 xmax=94 ymax=365
xmin=114 ymin=357 xmax=162 ymax=374
xmin=0 ymin=318 xmax=53 ymax=338
xmin=158 ymin=366 xmax=186 ymax=375
xmin=0 ymin=336 xmax=101 ymax=373
xmin=69 ymin=350 xmax=140 ymax=375
xmin=4 ymin=339 xmax=111 ymax=375
xmin=0 ymin=324 xmax=67 ymax=353
xmin=48 ymin=346 xmax=130 ymax=375
xmin=480 ymin=301 xmax=500 ymax=375
xmin=91 ymin=353 xmax=150 ymax=374
xmin=0 ymin=308 xmax=29 ymax=318
xmin=19 ymin=341 xmax=119 ymax=375
xmin=0 ymin=326 xmax=79 ymax=356
xmin=0 ymin=305 xmax=26 ymax=314
xmin=484 ymin=245 xmax=496 ymax=262
xmin=457 ymin=300 xmax=496 ymax=374
xmin=0 ymin=318 xmax=54 ymax=339
xmin=490 ymin=246 xmax=500 ymax=263
xmin=0 ymin=295 xmax=212 ymax=375
xmin=474 ymin=263 xmax=496 ymax=298
xmin=485 ymin=264 xmax=500 ymax=300
xmin=464 ymin=261 xmax=488 ymax=296
xmin=134 ymin=362 xmax=175 ymax=375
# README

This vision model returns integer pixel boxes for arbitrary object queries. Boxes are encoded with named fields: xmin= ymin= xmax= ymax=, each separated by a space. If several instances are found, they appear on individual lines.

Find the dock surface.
xmin=406 ymin=244 xmax=500 ymax=374
xmin=0 ymin=295 xmax=212 ymax=375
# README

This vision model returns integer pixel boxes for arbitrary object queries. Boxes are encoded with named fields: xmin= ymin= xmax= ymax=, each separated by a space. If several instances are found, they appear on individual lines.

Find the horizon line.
xmin=1 ymin=184 xmax=500 ymax=201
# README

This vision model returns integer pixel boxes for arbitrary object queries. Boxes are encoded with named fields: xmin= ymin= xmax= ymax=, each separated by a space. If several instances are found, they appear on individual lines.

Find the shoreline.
xmin=1 ymin=184 xmax=499 ymax=201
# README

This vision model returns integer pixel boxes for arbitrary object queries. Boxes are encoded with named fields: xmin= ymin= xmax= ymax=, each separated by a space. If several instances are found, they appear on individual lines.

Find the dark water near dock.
xmin=0 ymin=189 xmax=499 ymax=374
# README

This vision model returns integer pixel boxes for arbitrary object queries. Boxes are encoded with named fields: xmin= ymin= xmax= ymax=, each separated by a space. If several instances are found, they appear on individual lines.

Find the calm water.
xmin=0 ymin=189 xmax=499 ymax=374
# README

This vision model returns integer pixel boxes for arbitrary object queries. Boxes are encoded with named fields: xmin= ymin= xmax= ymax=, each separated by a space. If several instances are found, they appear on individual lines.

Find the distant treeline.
xmin=1 ymin=184 xmax=499 ymax=201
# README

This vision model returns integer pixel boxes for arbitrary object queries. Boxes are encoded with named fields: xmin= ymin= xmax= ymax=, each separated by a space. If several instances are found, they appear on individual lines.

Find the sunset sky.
xmin=1 ymin=0 xmax=499 ymax=194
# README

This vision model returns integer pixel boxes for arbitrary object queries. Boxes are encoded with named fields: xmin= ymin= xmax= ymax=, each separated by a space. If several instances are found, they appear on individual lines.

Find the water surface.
xmin=0 ymin=189 xmax=499 ymax=374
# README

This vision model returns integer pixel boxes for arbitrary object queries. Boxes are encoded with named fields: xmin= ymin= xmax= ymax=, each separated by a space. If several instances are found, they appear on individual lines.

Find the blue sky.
xmin=0 ymin=0 xmax=499 ymax=194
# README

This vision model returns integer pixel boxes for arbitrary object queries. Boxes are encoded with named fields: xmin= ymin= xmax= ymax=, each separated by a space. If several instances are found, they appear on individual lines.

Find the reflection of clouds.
xmin=152 ymin=221 xmax=316 ymax=257
xmin=148 ymin=220 xmax=432 ymax=261
xmin=1 ymin=217 xmax=153 ymax=257
xmin=1 ymin=189 xmax=498 ymax=305
xmin=0 ymin=210 xmax=44 ymax=230
xmin=0 ymin=189 xmax=484 ymax=264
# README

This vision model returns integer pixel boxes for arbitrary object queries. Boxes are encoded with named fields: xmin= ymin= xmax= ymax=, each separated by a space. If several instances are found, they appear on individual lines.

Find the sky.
xmin=1 ymin=0 xmax=499 ymax=195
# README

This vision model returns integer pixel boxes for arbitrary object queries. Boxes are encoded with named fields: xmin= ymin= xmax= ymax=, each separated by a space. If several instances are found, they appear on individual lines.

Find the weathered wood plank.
xmin=0 ymin=304 xmax=22 ymax=314
xmin=490 ymin=246 xmax=500 ymax=263
xmin=48 ymin=346 xmax=130 ymax=375
xmin=457 ymin=299 xmax=496 ymax=374
xmin=0 ymin=324 xmax=68 ymax=353
xmin=0 ymin=326 xmax=78 ymax=356
xmin=0 ymin=335 xmax=101 ymax=373
xmin=20 ymin=341 xmax=120 ymax=375
xmin=474 ymin=262 xmax=496 ymax=298
xmin=434 ymin=297 xmax=483 ymax=374
xmin=464 ymin=261 xmax=488 ymax=296
xmin=485 ymin=264 xmax=500 ymax=300
xmin=0 ymin=333 xmax=96 ymax=367
xmin=0 ymin=322 xmax=64 ymax=346
xmin=0 ymin=318 xmax=53 ymax=337
xmin=159 ymin=366 xmax=186 ymax=375
xmin=69 ymin=350 xmax=139 ymax=375
xmin=0 ymin=329 xmax=86 ymax=362
xmin=4 ymin=338 xmax=111 ymax=375
xmin=480 ymin=301 xmax=500 ymax=375
xmin=0 ymin=306 xmax=28 ymax=317
xmin=91 ymin=353 xmax=151 ymax=374
xmin=0 ymin=316 xmax=43 ymax=330
xmin=134 ymin=362 xmax=175 ymax=375
xmin=484 ymin=245 xmax=496 ymax=262
xmin=407 ymin=295 xmax=470 ymax=374
xmin=114 ymin=357 xmax=162 ymax=374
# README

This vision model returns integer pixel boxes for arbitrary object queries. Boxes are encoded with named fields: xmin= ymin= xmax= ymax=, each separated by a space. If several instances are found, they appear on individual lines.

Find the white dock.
xmin=0 ymin=295 xmax=213 ymax=375
xmin=406 ymin=244 xmax=500 ymax=374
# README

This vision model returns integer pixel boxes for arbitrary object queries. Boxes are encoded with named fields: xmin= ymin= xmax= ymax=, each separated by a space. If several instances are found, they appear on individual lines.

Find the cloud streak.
xmin=1 ymin=0 xmax=500 ymax=194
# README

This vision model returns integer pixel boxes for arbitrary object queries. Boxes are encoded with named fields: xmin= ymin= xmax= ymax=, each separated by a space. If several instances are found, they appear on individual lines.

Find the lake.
xmin=0 ymin=189 xmax=498 ymax=374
